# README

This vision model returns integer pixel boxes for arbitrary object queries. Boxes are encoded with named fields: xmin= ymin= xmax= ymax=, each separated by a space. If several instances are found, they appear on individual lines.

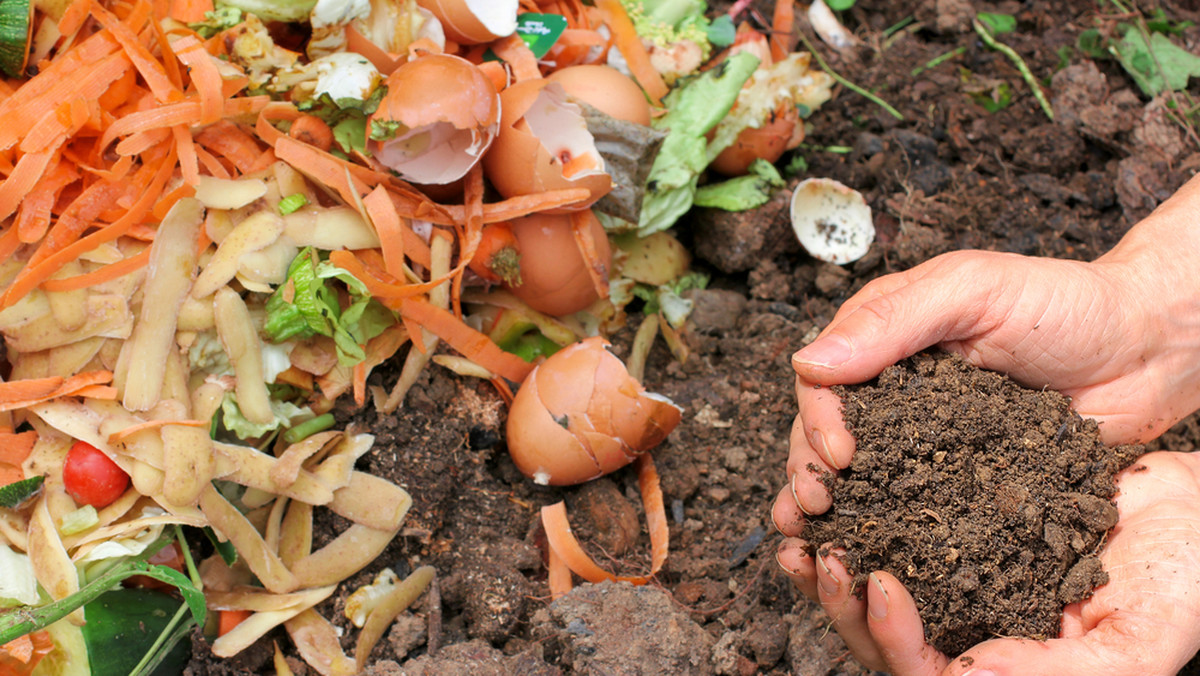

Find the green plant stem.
xmin=972 ymin=18 xmax=1055 ymax=121
xmin=796 ymin=31 xmax=905 ymax=121
xmin=129 ymin=604 xmax=193 ymax=676
xmin=912 ymin=46 xmax=966 ymax=76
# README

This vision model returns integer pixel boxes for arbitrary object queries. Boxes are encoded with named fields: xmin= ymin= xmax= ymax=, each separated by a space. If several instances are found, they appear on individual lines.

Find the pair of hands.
xmin=772 ymin=245 xmax=1200 ymax=675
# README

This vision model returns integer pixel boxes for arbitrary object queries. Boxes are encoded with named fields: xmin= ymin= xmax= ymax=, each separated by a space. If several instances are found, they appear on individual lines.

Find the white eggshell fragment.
xmin=790 ymin=178 xmax=875 ymax=265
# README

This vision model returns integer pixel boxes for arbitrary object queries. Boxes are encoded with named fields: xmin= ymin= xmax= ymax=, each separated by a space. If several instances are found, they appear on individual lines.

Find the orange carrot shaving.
xmin=570 ymin=210 xmax=610 ymax=300
xmin=363 ymin=186 xmax=407 ymax=280
xmin=541 ymin=454 xmax=669 ymax=585
xmin=173 ymin=124 xmax=200 ymax=185
xmin=194 ymin=121 xmax=263 ymax=174
xmin=90 ymin=0 xmax=181 ymax=103
xmin=107 ymin=418 xmax=208 ymax=444
xmin=770 ymin=0 xmax=795 ymax=63
xmin=352 ymin=361 xmax=367 ymax=407
xmin=0 ymin=430 xmax=37 ymax=467
xmin=0 ymin=149 xmax=55 ymax=222
xmin=547 ymin=544 xmax=573 ymax=599
xmin=397 ymin=297 xmax=534 ymax=384
xmin=593 ymin=0 xmax=668 ymax=105
xmin=172 ymin=34 xmax=224 ymax=124
xmin=39 ymin=247 xmax=151 ymax=291
xmin=344 ymin=25 xmax=403 ymax=75
xmin=0 ymin=371 xmax=114 ymax=412
xmin=218 ymin=609 xmax=253 ymax=637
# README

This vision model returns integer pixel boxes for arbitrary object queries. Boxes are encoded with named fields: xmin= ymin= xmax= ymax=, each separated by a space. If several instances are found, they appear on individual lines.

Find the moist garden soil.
xmin=184 ymin=0 xmax=1200 ymax=674
xmin=803 ymin=351 xmax=1142 ymax=657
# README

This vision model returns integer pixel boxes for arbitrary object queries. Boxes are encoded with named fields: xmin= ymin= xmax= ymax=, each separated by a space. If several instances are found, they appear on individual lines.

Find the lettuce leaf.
xmin=693 ymin=158 xmax=785 ymax=210
xmin=264 ymin=247 xmax=396 ymax=366
xmin=638 ymin=51 xmax=760 ymax=235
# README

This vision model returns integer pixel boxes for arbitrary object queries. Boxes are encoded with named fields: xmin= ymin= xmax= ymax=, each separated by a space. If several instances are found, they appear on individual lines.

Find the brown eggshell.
xmin=546 ymin=65 xmax=652 ymax=126
xmin=482 ymin=79 xmax=611 ymax=212
xmin=504 ymin=210 xmax=611 ymax=316
xmin=709 ymin=102 xmax=802 ymax=177
xmin=368 ymin=54 xmax=500 ymax=184
xmin=415 ymin=0 xmax=518 ymax=45
xmin=506 ymin=337 xmax=683 ymax=486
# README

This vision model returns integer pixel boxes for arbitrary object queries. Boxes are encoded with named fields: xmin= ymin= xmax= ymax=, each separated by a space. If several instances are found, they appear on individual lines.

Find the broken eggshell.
xmin=506 ymin=336 xmax=682 ymax=486
xmin=482 ymin=79 xmax=612 ymax=212
xmin=415 ymin=0 xmax=517 ymax=45
xmin=367 ymin=53 xmax=499 ymax=185
xmin=790 ymin=178 xmax=875 ymax=265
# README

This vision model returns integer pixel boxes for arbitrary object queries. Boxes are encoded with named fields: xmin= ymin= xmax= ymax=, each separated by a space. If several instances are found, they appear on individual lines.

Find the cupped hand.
xmin=774 ymin=451 xmax=1200 ymax=675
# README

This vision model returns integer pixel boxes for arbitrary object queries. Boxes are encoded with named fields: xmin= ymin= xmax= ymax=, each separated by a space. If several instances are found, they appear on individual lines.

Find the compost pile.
xmin=803 ymin=351 xmax=1143 ymax=656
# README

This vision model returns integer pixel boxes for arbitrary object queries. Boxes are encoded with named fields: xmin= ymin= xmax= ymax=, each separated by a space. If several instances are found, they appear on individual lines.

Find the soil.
xmin=802 ymin=351 xmax=1142 ymax=656
xmin=184 ymin=0 xmax=1200 ymax=674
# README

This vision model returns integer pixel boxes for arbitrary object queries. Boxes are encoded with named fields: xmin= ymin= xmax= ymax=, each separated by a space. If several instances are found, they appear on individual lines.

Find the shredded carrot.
xmin=172 ymin=34 xmax=225 ymax=125
xmin=570 ymin=209 xmax=610 ymax=300
xmin=541 ymin=454 xmax=669 ymax=585
xmin=770 ymin=0 xmax=796 ymax=63
xmin=397 ymin=297 xmax=535 ymax=384
xmin=218 ymin=609 xmax=253 ymax=637
xmin=547 ymin=544 xmax=573 ymax=600
xmin=0 ymin=430 xmax=37 ymax=467
xmin=0 ymin=371 xmax=114 ymax=411
xmin=363 ymin=186 xmax=408 ymax=280
xmin=593 ymin=0 xmax=669 ymax=105
xmin=107 ymin=418 xmax=208 ymax=444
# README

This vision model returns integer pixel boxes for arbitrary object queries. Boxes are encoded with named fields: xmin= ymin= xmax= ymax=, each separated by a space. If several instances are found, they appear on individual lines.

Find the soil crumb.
xmin=803 ymin=351 xmax=1142 ymax=656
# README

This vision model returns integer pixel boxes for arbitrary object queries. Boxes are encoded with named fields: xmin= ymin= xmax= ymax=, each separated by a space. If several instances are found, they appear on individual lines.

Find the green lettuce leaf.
xmin=264 ymin=248 xmax=396 ymax=366
xmin=638 ymin=51 xmax=760 ymax=235
xmin=692 ymin=158 xmax=785 ymax=210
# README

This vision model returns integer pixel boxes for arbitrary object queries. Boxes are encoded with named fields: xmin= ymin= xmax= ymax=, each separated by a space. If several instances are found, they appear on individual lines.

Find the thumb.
xmin=792 ymin=268 xmax=988 ymax=385
xmin=946 ymin=619 xmax=1196 ymax=676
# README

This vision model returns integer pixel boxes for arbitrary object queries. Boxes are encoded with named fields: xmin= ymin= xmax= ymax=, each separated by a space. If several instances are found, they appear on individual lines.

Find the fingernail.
xmin=962 ymin=670 xmax=997 ymax=676
xmin=775 ymin=540 xmax=807 ymax=574
xmin=794 ymin=334 xmax=853 ymax=369
xmin=810 ymin=428 xmax=838 ymax=469
xmin=816 ymin=555 xmax=840 ymax=596
xmin=790 ymin=474 xmax=811 ymax=515
xmin=867 ymin=572 xmax=888 ymax=619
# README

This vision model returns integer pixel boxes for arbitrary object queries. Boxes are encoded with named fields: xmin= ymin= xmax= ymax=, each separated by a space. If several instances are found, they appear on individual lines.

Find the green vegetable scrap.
xmin=1112 ymin=26 xmax=1200 ymax=97
xmin=215 ymin=0 xmax=315 ymax=23
xmin=638 ymin=51 xmax=760 ymax=236
xmin=621 ymin=0 xmax=713 ymax=59
xmin=264 ymin=247 xmax=397 ymax=366
xmin=187 ymin=6 xmax=242 ymax=38
xmin=693 ymin=158 xmax=786 ymax=211
xmin=0 ymin=474 xmax=42 ymax=508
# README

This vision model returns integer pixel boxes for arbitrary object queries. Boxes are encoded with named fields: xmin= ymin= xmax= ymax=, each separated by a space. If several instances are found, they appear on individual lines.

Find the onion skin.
xmin=506 ymin=337 xmax=682 ymax=486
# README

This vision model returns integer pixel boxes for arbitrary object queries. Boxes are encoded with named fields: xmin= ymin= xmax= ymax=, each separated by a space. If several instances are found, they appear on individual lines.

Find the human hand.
xmin=773 ymin=451 xmax=1200 ymax=675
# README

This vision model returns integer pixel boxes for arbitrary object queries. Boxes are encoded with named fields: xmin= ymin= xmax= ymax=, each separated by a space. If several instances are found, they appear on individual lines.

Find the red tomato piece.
xmin=62 ymin=440 xmax=129 ymax=508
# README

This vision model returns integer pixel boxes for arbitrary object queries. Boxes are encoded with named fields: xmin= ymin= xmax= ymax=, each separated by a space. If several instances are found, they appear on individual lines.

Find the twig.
xmin=971 ymin=18 xmax=1055 ymax=121
xmin=795 ymin=31 xmax=905 ymax=121
xmin=426 ymin=574 xmax=442 ymax=656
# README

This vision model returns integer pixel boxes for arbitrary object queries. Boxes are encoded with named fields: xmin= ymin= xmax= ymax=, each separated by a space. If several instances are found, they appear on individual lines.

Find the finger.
xmin=775 ymin=537 xmax=817 ymax=599
xmin=792 ymin=256 xmax=992 ymax=386
xmin=816 ymin=551 xmax=886 ymax=670
xmin=946 ymin=616 xmax=1198 ymax=676
xmin=865 ymin=571 xmax=949 ymax=676
xmin=785 ymin=409 xmax=835 ymax=516
xmin=794 ymin=378 xmax=855 ymax=470
xmin=771 ymin=483 xmax=806 ymax=537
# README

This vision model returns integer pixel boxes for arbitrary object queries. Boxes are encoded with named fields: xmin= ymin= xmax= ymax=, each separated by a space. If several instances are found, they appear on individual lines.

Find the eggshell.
xmin=505 ymin=210 xmax=611 ymax=316
xmin=506 ymin=337 xmax=682 ymax=486
xmin=368 ymin=53 xmax=499 ymax=185
xmin=482 ymin=79 xmax=611 ymax=212
xmin=546 ymin=65 xmax=651 ymax=126
xmin=790 ymin=177 xmax=875 ymax=264
xmin=709 ymin=102 xmax=801 ymax=177
xmin=415 ymin=0 xmax=518 ymax=45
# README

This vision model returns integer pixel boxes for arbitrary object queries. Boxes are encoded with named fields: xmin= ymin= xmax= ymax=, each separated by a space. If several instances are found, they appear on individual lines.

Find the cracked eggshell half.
xmin=482 ymin=79 xmax=612 ymax=212
xmin=367 ymin=53 xmax=499 ymax=185
xmin=790 ymin=178 xmax=875 ymax=265
xmin=506 ymin=337 xmax=682 ymax=486
xmin=415 ymin=0 xmax=518 ymax=45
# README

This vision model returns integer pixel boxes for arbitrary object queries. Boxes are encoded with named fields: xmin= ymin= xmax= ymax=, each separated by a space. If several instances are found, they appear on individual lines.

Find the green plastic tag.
xmin=485 ymin=13 xmax=568 ymax=62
